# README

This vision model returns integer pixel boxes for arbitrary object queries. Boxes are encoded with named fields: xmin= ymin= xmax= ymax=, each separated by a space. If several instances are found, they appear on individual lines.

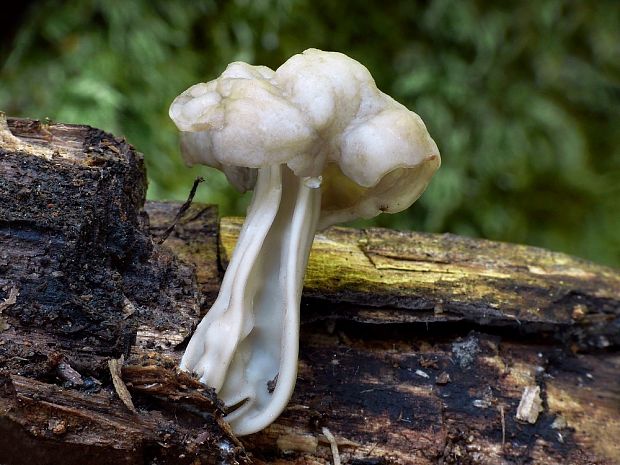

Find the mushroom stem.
xmin=180 ymin=164 xmax=321 ymax=435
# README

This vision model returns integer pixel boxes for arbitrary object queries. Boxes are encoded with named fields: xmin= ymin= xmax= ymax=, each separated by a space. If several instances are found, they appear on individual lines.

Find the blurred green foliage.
xmin=1 ymin=0 xmax=619 ymax=267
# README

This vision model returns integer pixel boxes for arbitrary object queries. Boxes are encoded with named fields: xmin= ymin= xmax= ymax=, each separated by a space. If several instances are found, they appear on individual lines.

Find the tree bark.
xmin=0 ymin=116 xmax=246 ymax=464
xmin=1 ymin=117 xmax=619 ymax=465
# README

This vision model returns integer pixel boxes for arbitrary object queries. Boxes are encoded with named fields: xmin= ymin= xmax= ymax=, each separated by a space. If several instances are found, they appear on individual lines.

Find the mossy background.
xmin=1 ymin=0 xmax=619 ymax=267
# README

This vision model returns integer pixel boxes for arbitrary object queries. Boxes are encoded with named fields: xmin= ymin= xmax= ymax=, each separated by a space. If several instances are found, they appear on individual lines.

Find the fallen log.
xmin=1 ymin=117 xmax=618 ymax=465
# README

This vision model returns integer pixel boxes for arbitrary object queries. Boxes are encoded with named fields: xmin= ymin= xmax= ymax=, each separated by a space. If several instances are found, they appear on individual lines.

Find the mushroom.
xmin=169 ymin=49 xmax=440 ymax=435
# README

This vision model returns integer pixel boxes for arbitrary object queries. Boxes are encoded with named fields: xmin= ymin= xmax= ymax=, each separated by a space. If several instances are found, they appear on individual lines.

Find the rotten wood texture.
xmin=1 ymin=117 xmax=619 ymax=465
xmin=0 ymin=116 xmax=246 ymax=464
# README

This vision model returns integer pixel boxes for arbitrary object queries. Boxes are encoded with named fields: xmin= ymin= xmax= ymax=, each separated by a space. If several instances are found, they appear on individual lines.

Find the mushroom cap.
xmin=169 ymin=49 xmax=440 ymax=226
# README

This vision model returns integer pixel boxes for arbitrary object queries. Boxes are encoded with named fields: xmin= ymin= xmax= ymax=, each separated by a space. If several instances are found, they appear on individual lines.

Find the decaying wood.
xmin=1 ymin=117 xmax=619 ymax=465
xmin=0 ymin=116 xmax=246 ymax=464
xmin=221 ymin=217 xmax=620 ymax=349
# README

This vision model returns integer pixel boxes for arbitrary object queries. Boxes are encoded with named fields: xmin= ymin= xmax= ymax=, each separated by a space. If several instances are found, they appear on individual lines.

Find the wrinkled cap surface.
xmin=169 ymin=48 xmax=440 ymax=226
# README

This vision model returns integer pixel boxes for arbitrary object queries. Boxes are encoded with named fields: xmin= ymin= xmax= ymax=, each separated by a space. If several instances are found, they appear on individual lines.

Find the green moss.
xmin=219 ymin=217 xmax=620 ymax=325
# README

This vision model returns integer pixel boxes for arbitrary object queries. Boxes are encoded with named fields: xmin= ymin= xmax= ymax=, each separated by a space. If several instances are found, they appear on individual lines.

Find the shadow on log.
xmin=1 ymin=117 xmax=619 ymax=465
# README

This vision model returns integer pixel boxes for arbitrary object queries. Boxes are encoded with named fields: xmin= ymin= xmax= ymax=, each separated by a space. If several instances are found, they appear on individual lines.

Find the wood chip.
xmin=515 ymin=385 xmax=543 ymax=424
xmin=108 ymin=355 xmax=137 ymax=413
xmin=48 ymin=419 xmax=67 ymax=435
xmin=57 ymin=362 xmax=84 ymax=387
xmin=0 ymin=287 xmax=19 ymax=331
xmin=277 ymin=433 xmax=318 ymax=453
xmin=0 ymin=287 xmax=19 ymax=312
xmin=322 ymin=427 xmax=341 ymax=465
xmin=419 ymin=356 xmax=438 ymax=369
xmin=122 ymin=295 xmax=136 ymax=319
xmin=436 ymin=371 xmax=451 ymax=385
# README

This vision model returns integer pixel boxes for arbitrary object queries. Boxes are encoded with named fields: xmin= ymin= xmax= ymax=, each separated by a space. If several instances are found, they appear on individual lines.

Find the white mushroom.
xmin=169 ymin=49 xmax=440 ymax=435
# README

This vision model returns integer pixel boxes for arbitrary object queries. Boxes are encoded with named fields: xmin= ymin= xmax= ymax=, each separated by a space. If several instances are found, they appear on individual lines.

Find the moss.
xmin=219 ymin=217 xmax=620 ymax=333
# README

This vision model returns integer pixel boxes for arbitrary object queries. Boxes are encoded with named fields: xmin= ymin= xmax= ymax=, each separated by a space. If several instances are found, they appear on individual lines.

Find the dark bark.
xmin=1 ymin=117 xmax=619 ymax=465
xmin=0 ymin=116 xmax=246 ymax=464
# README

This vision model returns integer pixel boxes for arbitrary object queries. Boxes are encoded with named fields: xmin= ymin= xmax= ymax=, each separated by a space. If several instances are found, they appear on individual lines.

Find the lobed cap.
xmin=170 ymin=49 xmax=440 ymax=227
